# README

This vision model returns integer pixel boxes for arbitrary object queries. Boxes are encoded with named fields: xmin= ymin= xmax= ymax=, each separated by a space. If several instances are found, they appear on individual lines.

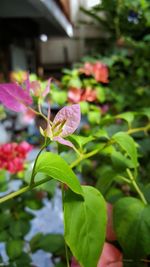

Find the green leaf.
xmin=143 ymin=183 xmax=150 ymax=203
xmin=6 ymin=240 xmax=24 ymax=260
xmin=38 ymin=179 xmax=57 ymax=196
xmin=0 ymin=230 xmax=9 ymax=242
xmin=69 ymin=135 xmax=94 ymax=149
xmin=25 ymin=198 xmax=43 ymax=210
xmin=0 ymin=213 xmax=12 ymax=231
xmin=52 ymin=91 xmax=67 ymax=106
xmin=30 ymin=233 xmax=44 ymax=252
xmin=88 ymin=110 xmax=101 ymax=124
xmin=96 ymin=86 xmax=105 ymax=103
xmin=111 ymin=150 xmax=136 ymax=170
xmin=96 ymin=166 xmax=117 ymax=194
xmin=30 ymin=233 xmax=65 ymax=255
xmin=93 ymin=128 xmax=109 ymax=139
xmin=80 ymin=101 xmax=89 ymax=114
xmin=116 ymin=112 xmax=135 ymax=127
xmin=105 ymin=187 xmax=124 ymax=203
xmin=9 ymin=220 xmax=30 ymax=238
xmin=15 ymin=253 xmax=31 ymax=267
xmin=34 ymin=152 xmax=83 ymax=196
xmin=114 ymin=197 xmax=150 ymax=258
xmin=140 ymin=107 xmax=150 ymax=119
xmin=112 ymin=132 xmax=138 ymax=168
xmin=64 ymin=186 xmax=107 ymax=267
xmin=68 ymin=77 xmax=82 ymax=88
xmin=0 ymin=170 xmax=8 ymax=192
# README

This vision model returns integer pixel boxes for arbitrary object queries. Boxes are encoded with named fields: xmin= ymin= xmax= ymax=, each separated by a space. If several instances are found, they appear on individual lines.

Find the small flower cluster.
xmin=68 ymin=87 xmax=97 ymax=103
xmin=0 ymin=141 xmax=32 ymax=173
xmin=80 ymin=62 xmax=109 ymax=84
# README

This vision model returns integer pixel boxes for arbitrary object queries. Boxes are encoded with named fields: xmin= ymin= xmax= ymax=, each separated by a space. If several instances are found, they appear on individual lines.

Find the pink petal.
xmin=42 ymin=78 xmax=51 ymax=97
xmin=68 ymin=87 xmax=81 ymax=103
xmin=22 ymin=108 xmax=35 ymax=124
xmin=0 ymin=83 xmax=32 ymax=112
xmin=98 ymin=243 xmax=123 ymax=267
xmin=93 ymin=62 xmax=109 ymax=84
xmin=53 ymin=136 xmax=74 ymax=148
xmin=71 ymin=258 xmax=80 ymax=267
xmin=53 ymin=104 xmax=81 ymax=137
xmin=30 ymin=81 xmax=41 ymax=96
xmin=71 ymin=243 xmax=123 ymax=267
xmin=106 ymin=203 xmax=116 ymax=241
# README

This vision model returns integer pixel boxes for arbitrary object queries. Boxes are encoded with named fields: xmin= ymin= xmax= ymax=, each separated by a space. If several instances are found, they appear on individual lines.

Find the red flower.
xmin=80 ymin=61 xmax=109 ymax=84
xmin=71 ymin=243 xmax=123 ymax=267
xmin=0 ymin=142 xmax=32 ymax=174
xmin=79 ymin=62 xmax=94 ymax=76
xmin=68 ymin=87 xmax=97 ymax=103
xmin=68 ymin=87 xmax=81 ymax=103
xmin=81 ymin=87 xmax=97 ymax=102
xmin=93 ymin=62 xmax=109 ymax=83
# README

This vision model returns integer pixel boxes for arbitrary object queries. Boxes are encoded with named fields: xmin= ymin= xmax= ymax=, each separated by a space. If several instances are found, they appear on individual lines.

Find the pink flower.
xmin=79 ymin=62 xmax=94 ymax=76
xmin=68 ymin=88 xmax=81 ymax=103
xmin=0 ymin=77 xmax=51 ymax=112
xmin=98 ymin=243 xmax=123 ymax=267
xmin=22 ymin=108 xmax=36 ymax=124
xmin=0 ymin=142 xmax=32 ymax=173
xmin=93 ymin=62 xmax=109 ymax=83
xmin=71 ymin=258 xmax=80 ymax=267
xmin=0 ymin=83 xmax=32 ymax=112
xmin=68 ymin=87 xmax=97 ymax=103
xmin=80 ymin=61 xmax=109 ymax=84
xmin=29 ymin=78 xmax=51 ymax=98
xmin=81 ymin=87 xmax=97 ymax=102
xmin=71 ymin=243 xmax=123 ymax=267
xmin=40 ymin=104 xmax=81 ymax=147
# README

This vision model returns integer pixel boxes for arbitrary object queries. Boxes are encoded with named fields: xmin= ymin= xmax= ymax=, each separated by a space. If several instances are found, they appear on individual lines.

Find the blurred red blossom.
xmin=71 ymin=243 xmax=123 ymax=267
xmin=68 ymin=87 xmax=97 ymax=103
xmin=22 ymin=108 xmax=36 ymax=124
xmin=68 ymin=88 xmax=81 ymax=103
xmin=98 ymin=242 xmax=123 ymax=267
xmin=80 ymin=61 xmax=109 ymax=83
xmin=93 ymin=62 xmax=109 ymax=83
xmin=0 ymin=141 xmax=32 ymax=173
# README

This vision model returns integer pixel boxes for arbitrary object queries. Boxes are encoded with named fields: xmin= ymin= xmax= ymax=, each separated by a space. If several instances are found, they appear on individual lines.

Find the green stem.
xmin=84 ymin=148 xmax=102 ymax=159
xmin=126 ymin=169 xmax=147 ymax=205
xmin=61 ymin=183 xmax=70 ymax=267
xmin=127 ymin=123 xmax=150 ymax=135
xmin=65 ymin=243 xmax=70 ymax=267
xmin=0 ymin=141 xmax=112 ymax=204
xmin=70 ymin=147 xmax=104 ymax=169
xmin=30 ymin=144 xmax=46 ymax=186
xmin=117 ymin=175 xmax=131 ymax=184
xmin=0 ymin=177 xmax=52 ymax=204
xmin=70 ymin=155 xmax=84 ymax=169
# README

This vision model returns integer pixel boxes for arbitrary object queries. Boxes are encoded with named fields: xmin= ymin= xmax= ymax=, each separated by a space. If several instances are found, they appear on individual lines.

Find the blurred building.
xmin=0 ymin=0 xmax=102 ymax=80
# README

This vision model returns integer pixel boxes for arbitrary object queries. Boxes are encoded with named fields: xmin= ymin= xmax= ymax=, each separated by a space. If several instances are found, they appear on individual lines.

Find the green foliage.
xmin=34 ymin=152 xmax=83 ymax=196
xmin=114 ymin=197 xmax=150 ymax=258
xmin=80 ymin=0 xmax=150 ymax=112
xmin=0 ymin=1 xmax=150 ymax=264
xmin=64 ymin=186 xmax=107 ymax=267
xmin=30 ymin=233 xmax=65 ymax=255
xmin=6 ymin=240 xmax=24 ymax=260
xmin=112 ymin=132 xmax=138 ymax=167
